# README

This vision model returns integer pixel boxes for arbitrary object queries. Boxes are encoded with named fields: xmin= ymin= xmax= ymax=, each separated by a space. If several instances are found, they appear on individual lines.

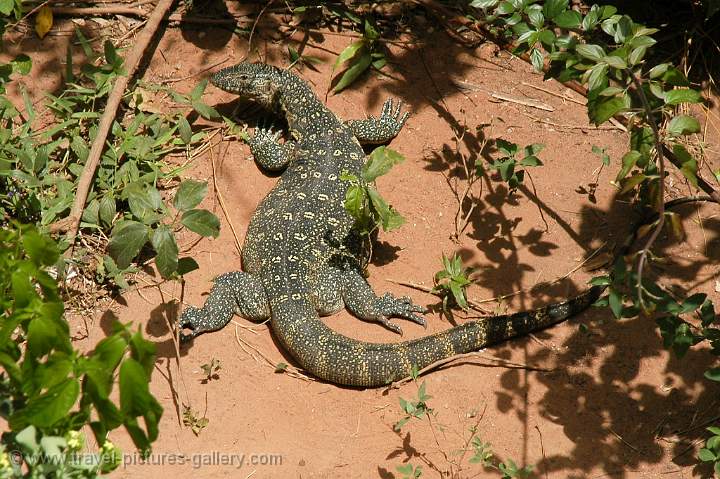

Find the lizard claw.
xmin=373 ymin=293 xmax=427 ymax=335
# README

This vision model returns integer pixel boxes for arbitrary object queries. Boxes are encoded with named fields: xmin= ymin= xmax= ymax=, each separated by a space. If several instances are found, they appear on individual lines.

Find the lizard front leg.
xmin=249 ymin=124 xmax=298 ymax=171
xmin=345 ymin=99 xmax=409 ymax=145
xmin=180 ymin=271 xmax=270 ymax=342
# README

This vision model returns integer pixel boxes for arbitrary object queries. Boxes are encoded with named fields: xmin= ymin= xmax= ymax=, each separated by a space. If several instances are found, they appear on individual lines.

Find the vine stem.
xmin=626 ymin=69 xmax=666 ymax=307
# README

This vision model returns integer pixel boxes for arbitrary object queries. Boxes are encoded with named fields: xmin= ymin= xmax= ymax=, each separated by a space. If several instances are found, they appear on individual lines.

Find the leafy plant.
xmin=331 ymin=17 xmax=387 ymax=92
xmin=486 ymin=139 xmax=544 ymax=192
xmin=0 ymin=225 xmax=162 ymax=476
xmin=393 ymin=371 xmax=533 ymax=477
xmin=342 ymin=145 xmax=406 ymax=237
xmin=698 ymin=426 xmax=720 ymax=475
xmin=431 ymin=253 xmax=474 ymax=319
xmin=182 ymin=405 xmax=209 ymax=436
xmin=0 ymin=35 xmax=219 ymax=286
xmin=200 ymin=358 xmax=222 ymax=381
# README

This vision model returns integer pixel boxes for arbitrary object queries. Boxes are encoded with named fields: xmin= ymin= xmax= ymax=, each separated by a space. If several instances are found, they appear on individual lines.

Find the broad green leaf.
xmin=619 ymin=173 xmax=646 ymax=194
xmin=470 ymin=0 xmax=498 ymax=8
xmin=190 ymin=78 xmax=208 ymax=101
xmin=367 ymin=188 xmax=405 ymax=231
xmin=10 ymin=378 xmax=79 ymax=429
xmin=173 ymin=179 xmax=208 ymax=211
xmin=151 ymin=225 xmax=179 ymax=278
xmin=99 ymin=195 xmax=117 ymax=227
xmin=181 ymin=209 xmax=220 ymax=238
xmin=27 ymin=315 xmax=71 ymax=358
xmin=628 ymin=46 xmax=648 ymax=65
xmin=553 ymin=9 xmax=581 ymax=28
xmin=107 ymin=220 xmax=149 ymax=269
xmin=602 ymin=55 xmax=627 ymax=69
xmin=495 ymin=1 xmax=515 ymax=14
xmin=664 ymin=89 xmax=703 ymax=105
xmin=177 ymin=257 xmax=200 ymax=275
xmin=576 ymin=44 xmax=605 ymax=61
xmin=344 ymin=185 xmax=365 ymax=220
xmin=530 ymin=48 xmax=544 ymax=72
xmin=667 ymin=115 xmax=700 ymax=136
xmin=363 ymin=146 xmax=405 ymax=182
xmin=615 ymin=150 xmax=641 ymax=181
xmin=698 ymin=448 xmax=717 ymax=462
xmin=23 ymin=229 xmax=59 ymax=266
xmin=0 ymin=0 xmax=14 ymax=15
xmin=543 ymin=0 xmax=568 ymax=19
xmin=12 ymin=54 xmax=32 ymax=75
xmin=588 ymin=95 xmax=625 ymax=125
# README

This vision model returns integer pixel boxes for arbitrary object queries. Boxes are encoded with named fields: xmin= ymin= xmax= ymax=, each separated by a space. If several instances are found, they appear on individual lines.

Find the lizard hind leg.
xmin=179 ymin=271 xmax=270 ymax=342
xmin=340 ymin=267 xmax=427 ymax=335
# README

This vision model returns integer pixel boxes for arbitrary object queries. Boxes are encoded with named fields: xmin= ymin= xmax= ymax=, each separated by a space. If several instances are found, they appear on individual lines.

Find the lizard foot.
xmin=373 ymin=293 xmax=427 ymax=336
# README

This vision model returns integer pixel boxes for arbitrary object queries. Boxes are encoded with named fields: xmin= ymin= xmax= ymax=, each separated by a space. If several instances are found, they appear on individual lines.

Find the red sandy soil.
xmin=3 ymin=9 xmax=720 ymax=479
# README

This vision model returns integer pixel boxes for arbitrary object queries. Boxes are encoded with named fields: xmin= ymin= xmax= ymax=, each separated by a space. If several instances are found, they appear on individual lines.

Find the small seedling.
xmin=486 ymin=140 xmax=544 ymax=192
xmin=394 ymin=381 xmax=433 ymax=432
xmin=182 ymin=405 xmax=209 ymax=436
xmin=396 ymin=463 xmax=423 ymax=478
xmin=200 ymin=358 xmax=222 ymax=381
xmin=431 ymin=253 xmax=474 ymax=319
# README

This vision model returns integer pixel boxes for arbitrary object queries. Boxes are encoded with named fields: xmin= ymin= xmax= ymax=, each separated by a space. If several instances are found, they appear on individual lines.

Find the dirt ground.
xmin=4 ymin=8 xmax=720 ymax=479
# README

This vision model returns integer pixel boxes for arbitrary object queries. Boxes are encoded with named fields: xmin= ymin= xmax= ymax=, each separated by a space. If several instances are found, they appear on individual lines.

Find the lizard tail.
xmin=271 ymin=285 xmax=604 ymax=387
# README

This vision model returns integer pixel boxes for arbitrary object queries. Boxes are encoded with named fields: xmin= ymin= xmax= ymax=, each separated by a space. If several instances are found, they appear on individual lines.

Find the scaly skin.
xmin=179 ymin=63 xmax=603 ymax=387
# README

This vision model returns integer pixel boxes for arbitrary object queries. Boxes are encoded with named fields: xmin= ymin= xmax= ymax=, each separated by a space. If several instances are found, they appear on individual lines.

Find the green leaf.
xmin=698 ymin=448 xmax=717 ymax=462
xmin=151 ymin=225 xmax=179 ymax=278
xmin=576 ymin=44 xmax=605 ymax=61
xmin=529 ymin=48 xmax=544 ymax=72
xmin=496 ymin=1 xmax=515 ymax=14
xmin=664 ymin=89 xmax=703 ymax=106
xmin=615 ymin=150 xmax=641 ymax=182
xmin=470 ymin=0 xmax=498 ymax=8
xmin=334 ymin=40 xmax=365 ymax=70
xmin=588 ymin=96 xmax=625 ymax=125
xmin=363 ymin=146 xmax=405 ymax=182
xmin=367 ymin=188 xmax=405 ymax=231
xmin=191 ymin=100 xmax=220 ymax=120
xmin=543 ymin=0 xmax=568 ymax=19
xmin=667 ymin=115 xmax=700 ymax=136
xmin=12 ymin=54 xmax=32 ymax=75
xmin=704 ymin=367 xmax=720 ymax=382
xmin=23 ymin=229 xmax=59 ymax=266
xmin=0 ymin=0 xmax=14 ymax=16
xmin=181 ymin=209 xmax=220 ymax=238
xmin=119 ymin=358 xmax=163 ymax=454
xmin=190 ymin=78 xmax=208 ymax=101
xmin=619 ymin=174 xmax=646 ymax=194
xmin=177 ymin=257 xmax=200 ymax=275
xmin=178 ymin=115 xmax=192 ymax=144
xmin=608 ymin=288 xmax=622 ymax=318
xmin=99 ymin=195 xmax=117 ymax=228
xmin=173 ymin=179 xmax=208 ymax=211
xmin=108 ymin=220 xmax=149 ymax=269
xmin=344 ymin=185 xmax=366 ymax=221
xmin=27 ymin=314 xmax=71 ymax=358
xmin=628 ymin=46 xmax=648 ymax=65
xmin=10 ymin=379 xmax=80 ymax=429
xmin=553 ymin=9 xmax=581 ymax=28
xmin=333 ymin=50 xmax=372 ymax=93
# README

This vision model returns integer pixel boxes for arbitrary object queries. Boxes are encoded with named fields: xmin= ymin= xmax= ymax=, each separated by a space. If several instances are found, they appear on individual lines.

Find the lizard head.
xmin=211 ymin=62 xmax=284 ymax=108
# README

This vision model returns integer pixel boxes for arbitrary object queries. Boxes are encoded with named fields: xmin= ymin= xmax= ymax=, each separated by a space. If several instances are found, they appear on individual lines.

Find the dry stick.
xmin=389 ymin=351 xmax=552 ymax=388
xmin=490 ymin=92 xmax=554 ymax=111
xmin=59 ymin=0 xmax=175 ymax=248
xmin=242 ymin=0 xmax=274 ymax=62
xmin=210 ymin=141 xmax=243 ymax=256
xmin=233 ymin=325 xmax=314 ymax=382
xmin=520 ymin=110 xmax=624 ymax=131
xmin=520 ymin=81 xmax=585 ymax=106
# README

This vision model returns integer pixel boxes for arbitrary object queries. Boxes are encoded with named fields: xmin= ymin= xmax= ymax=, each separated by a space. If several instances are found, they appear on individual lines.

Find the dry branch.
xmin=57 ymin=0 xmax=175 ymax=250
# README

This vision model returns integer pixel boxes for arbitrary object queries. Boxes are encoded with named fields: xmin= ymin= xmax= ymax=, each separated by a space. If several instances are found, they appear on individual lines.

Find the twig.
xmin=211 ymin=141 xmax=243 ymax=256
xmin=161 ymin=56 xmax=231 ymax=84
xmin=233 ymin=325 xmax=315 ymax=382
xmin=243 ymin=0 xmax=274 ymax=62
xmin=490 ymin=92 xmax=554 ymax=112
xmin=520 ymin=81 xmax=585 ymax=106
xmin=520 ymin=111 xmax=625 ymax=131
xmin=389 ymin=351 xmax=552 ymax=388
xmin=58 ymin=0 xmax=176 ymax=250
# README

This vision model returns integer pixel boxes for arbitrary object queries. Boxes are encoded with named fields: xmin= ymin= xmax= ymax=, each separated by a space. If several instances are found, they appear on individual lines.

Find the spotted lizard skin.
xmin=179 ymin=63 xmax=603 ymax=387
